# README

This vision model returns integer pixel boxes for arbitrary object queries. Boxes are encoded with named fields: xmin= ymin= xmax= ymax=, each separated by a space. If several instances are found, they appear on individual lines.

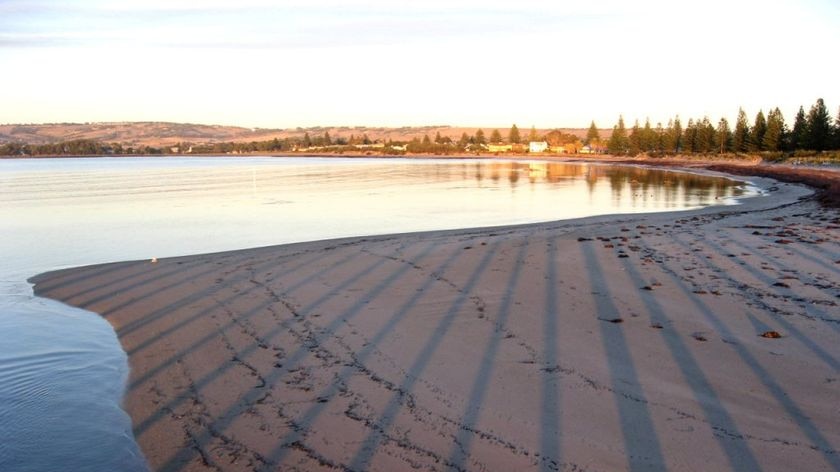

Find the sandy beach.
xmin=31 ymin=165 xmax=840 ymax=472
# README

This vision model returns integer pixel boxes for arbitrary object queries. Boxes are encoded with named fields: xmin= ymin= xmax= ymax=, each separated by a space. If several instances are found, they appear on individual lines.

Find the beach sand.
xmin=32 ymin=168 xmax=840 ymax=472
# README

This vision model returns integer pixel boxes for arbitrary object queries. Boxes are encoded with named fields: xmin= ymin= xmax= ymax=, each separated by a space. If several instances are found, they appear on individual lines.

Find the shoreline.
xmin=31 ymin=164 xmax=840 ymax=471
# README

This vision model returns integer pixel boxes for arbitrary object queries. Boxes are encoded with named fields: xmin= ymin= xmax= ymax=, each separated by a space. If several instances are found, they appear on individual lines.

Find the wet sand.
xmin=32 ymin=168 xmax=840 ymax=472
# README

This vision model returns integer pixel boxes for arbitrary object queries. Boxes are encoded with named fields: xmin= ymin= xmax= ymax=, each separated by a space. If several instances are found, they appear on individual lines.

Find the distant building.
xmin=464 ymin=143 xmax=488 ymax=152
xmin=487 ymin=143 xmax=513 ymax=153
xmin=551 ymin=143 xmax=579 ymax=154
xmin=529 ymin=141 xmax=549 ymax=153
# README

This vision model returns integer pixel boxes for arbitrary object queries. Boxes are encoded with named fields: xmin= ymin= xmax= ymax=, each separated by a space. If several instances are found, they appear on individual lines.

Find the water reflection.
xmin=465 ymin=161 xmax=744 ymax=208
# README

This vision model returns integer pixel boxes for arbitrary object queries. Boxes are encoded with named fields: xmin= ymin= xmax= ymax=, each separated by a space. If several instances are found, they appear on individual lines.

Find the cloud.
xmin=0 ymin=1 xmax=607 ymax=50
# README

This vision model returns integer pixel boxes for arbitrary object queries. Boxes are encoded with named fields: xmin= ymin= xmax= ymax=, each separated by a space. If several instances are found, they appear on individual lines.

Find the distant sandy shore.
xmin=32 ymin=163 xmax=840 ymax=471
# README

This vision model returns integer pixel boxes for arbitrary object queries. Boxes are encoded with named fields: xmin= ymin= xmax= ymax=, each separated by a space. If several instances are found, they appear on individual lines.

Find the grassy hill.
xmin=0 ymin=122 xmax=599 ymax=147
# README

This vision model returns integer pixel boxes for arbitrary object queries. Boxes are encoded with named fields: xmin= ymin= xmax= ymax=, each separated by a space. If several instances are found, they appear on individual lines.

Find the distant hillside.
xmin=0 ymin=122 xmax=601 ymax=147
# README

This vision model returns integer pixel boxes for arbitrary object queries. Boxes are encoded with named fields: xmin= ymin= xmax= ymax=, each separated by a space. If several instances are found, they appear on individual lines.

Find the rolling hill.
xmin=0 ymin=122 xmax=597 ymax=147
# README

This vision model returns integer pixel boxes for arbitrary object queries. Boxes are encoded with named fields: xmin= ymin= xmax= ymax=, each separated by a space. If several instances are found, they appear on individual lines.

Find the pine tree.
xmin=509 ymin=125 xmax=521 ymax=144
xmin=528 ymin=126 xmax=539 ymax=142
xmin=458 ymin=132 xmax=470 ymax=148
xmin=475 ymin=129 xmax=486 ymax=145
xmin=324 ymin=131 xmax=332 ymax=146
xmin=806 ymin=98 xmax=832 ymax=151
xmin=640 ymin=118 xmax=655 ymax=153
xmin=750 ymin=111 xmax=767 ymax=152
xmin=733 ymin=108 xmax=750 ymax=152
xmin=696 ymin=117 xmax=715 ymax=153
xmin=434 ymin=131 xmax=443 ymax=144
xmin=763 ymin=108 xmax=785 ymax=152
xmin=790 ymin=106 xmax=807 ymax=151
xmin=834 ymin=107 xmax=840 ymax=149
xmin=303 ymin=132 xmax=312 ymax=148
xmin=607 ymin=115 xmax=629 ymax=154
xmin=490 ymin=129 xmax=502 ymax=143
xmin=671 ymin=117 xmax=682 ymax=152
xmin=627 ymin=120 xmax=641 ymax=155
xmin=662 ymin=119 xmax=676 ymax=153
xmin=716 ymin=118 xmax=731 ymax=153
xmin=654 ymin=122 xmax=665 ymax=153
xmin=682 ymin=118 xmax=697 ymax=153
xmin=406 ymin=137 xmax=421 ymax=153
xmin=585 ymin=121 xmax=600 ymax=145
xmin=422 ymin=134 xmax=432 ymax=146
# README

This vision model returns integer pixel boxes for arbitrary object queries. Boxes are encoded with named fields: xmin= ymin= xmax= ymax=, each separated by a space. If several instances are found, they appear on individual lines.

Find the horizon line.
xmin=0 ymin=120 xmax=605 ymax=131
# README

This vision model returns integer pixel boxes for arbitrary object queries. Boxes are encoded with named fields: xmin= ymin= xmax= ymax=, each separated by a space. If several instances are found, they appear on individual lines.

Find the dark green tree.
xmin=434 ymin=131 xmax=443 ymax=144
xmin=806 ymin=98 xmax=832 ymax=151
xmin=662 ymin=118 xmax=677 ymax=153
xmin=509 ymin=124 xmax=521 ymax=144
xmin=682 ymin=118 xmax=697 ymax=153
xmin=585 ymin=121 xmax=600 ymax=145
xmin=673 ymin=117 xmax=683 ymax=153
xmin=474 ymin=129 xmax=486 ymax=145
xmin=695 ymin=117 xmax=715 ymax=153
xmin=834 ymin=107 xmax=840 ymax=149
xmin=750 ymin=111 xmax=767 ymax=152
xmin=640 ymin=118 xmax=656 ymax=153
xmin=670 ymin=117 xmax=683 ymax=152
xmin=628 ymin=120 xmax=641 ymax=155
xmin=324 ymin=131 xmax=332 ymax=146
xmin=458 ymin=132 xmax=470 ymax=148
xmin=406 ymin=137 xmax=422 ymax=153
xmin=790 ymin=106 xmax=808 ymax=150
xmin=654 ymin=122 xmax=665 ymax=152
xmin=490 ymin=129 xmax=503 ymax=143
xmin=716 ymin=118 xmax=731 ymax=153
xmin=607 ymin=115 xmax=629 ymax=154
xmin=303 ymin=132 xmax=312 ymax=148
xmin=763 ymin=108 xmax=785 ymax=152
xmin=733 ymin=108 xmax=750 ymax=152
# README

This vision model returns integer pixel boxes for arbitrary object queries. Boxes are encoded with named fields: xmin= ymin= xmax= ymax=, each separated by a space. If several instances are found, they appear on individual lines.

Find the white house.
xmin=529 ymin=141 xmax=549 ymax=153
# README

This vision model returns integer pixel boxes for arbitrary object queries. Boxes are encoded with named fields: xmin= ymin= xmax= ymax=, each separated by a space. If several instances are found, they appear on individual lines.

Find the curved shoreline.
xmin=31 ymin=166 xmax=840 ymax=471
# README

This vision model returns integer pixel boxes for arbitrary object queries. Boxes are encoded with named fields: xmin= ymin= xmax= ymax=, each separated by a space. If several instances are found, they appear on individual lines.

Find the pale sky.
xmin=1 ymin=0 xmax=838 ymax=129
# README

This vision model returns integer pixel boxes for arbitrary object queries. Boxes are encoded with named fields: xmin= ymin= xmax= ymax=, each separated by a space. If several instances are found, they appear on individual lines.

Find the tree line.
xmin=2 ymin=99 xmax=838 ymax=158
xmin=0 ymin=125 xmax=555 ymax=156
xmin=0 ymin=139 xmax=164 ymax=156
xmin=602 ymin=98 xmax=840 ymax=156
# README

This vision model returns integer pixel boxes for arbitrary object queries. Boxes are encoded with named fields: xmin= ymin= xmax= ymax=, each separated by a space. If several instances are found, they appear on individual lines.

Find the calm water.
xmin=0 ymin=156 xmax=754 ymax=471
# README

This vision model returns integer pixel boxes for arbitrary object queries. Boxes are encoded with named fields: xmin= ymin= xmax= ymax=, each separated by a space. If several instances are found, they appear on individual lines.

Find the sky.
xmin=1 ymin=0 xmax=838 ymax=130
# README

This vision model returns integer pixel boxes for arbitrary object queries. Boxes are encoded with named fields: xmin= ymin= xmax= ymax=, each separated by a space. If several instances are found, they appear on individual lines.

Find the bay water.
xmin=0 ymin=156 xmax=753 ymax=471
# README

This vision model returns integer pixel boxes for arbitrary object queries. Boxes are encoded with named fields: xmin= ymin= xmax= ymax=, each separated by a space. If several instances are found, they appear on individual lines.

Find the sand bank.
xmin=32 ymin=168 xmax=840 ymax=472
